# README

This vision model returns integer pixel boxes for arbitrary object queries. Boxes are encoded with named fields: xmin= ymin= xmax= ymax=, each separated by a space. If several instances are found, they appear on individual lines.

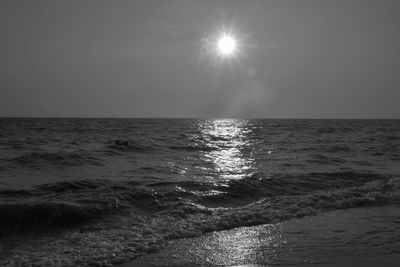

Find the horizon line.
xmin=0 ymin=116 xmax=399 ymax=120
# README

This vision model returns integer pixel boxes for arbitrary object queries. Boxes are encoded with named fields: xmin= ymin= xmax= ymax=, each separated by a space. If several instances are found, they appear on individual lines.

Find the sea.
xmin=1 ymin=118 xmax=400 ymax=266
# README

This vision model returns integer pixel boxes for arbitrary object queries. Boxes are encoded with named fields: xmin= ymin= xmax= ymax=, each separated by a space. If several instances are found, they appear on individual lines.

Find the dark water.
xmin=1 ymin=118 xmax=400 ymax=229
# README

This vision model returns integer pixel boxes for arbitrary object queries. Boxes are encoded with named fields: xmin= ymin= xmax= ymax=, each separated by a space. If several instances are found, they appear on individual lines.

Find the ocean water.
xmin=1 ymin=118 xmax=400 ymax=265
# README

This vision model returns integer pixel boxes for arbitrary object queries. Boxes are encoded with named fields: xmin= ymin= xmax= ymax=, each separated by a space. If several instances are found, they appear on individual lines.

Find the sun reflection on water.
xmin=194 ymin=119 xmax=256 ymax=182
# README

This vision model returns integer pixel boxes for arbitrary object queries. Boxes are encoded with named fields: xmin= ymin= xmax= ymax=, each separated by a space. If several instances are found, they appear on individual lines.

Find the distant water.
xmin=1 ymin=118 xmax=400 ymax=264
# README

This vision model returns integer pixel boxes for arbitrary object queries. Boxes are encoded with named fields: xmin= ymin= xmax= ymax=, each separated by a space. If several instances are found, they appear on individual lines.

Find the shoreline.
xmin=124 ymin=254 xmax=400 ymax=267
xmin=122 ymin=206 xmax=400 ymax=267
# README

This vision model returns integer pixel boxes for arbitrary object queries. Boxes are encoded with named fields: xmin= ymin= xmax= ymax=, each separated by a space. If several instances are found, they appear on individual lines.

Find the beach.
xmin=123 ymin=206 xmax=400 ymax=267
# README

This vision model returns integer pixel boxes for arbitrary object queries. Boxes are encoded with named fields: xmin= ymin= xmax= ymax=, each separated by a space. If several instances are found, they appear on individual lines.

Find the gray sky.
xmin=1 ymin=0 xmax=400 ymax=118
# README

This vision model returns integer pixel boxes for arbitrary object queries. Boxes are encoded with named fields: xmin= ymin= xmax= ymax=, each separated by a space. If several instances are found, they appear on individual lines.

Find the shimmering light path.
xmin=196 ymin=119 xmax=256 ymax=181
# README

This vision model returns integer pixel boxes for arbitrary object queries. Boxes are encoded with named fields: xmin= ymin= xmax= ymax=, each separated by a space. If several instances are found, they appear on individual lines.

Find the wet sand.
xmin=121 ymin=206 xmax=400 ymax=266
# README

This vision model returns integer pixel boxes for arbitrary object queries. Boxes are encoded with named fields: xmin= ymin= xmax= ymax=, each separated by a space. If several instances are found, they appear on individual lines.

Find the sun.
xmin=200 ymin=23 xmax=245 ymax=66
xmin=216 ymin=34 xmax=237 ymax=57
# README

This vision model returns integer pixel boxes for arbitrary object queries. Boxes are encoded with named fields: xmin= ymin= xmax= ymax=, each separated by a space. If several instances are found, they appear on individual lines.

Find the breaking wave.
xmin=164 ymin=177 xmax=400 ymax=239
xmin=195 ymin=172 xmax=386 ymax=207
xmin=0 ymin=171 xmax=394 ymax=232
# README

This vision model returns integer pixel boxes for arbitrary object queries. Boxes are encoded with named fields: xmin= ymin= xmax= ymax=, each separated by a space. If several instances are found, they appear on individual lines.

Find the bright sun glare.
xmin=217 ymin=34 xmax=237 ymax=56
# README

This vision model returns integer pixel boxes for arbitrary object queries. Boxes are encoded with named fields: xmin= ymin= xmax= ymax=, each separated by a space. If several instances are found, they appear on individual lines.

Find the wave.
xmin=195 ymin=171 xmax=387 ymax=207
xmin=125 ymin=171 xmax=391 ymax=210
xmin=103 ymin=171 xmax=390 ymax=211
xmin=306 ymin=154 xmax=347 ymax=165
xmin=0 ymin=171 xmax=394 ymax=233
xmin=106 ymin=139 xmax=149 ymax=152
xmin=10 ymin=151 xmax=102 ymax=167
xmin=0 ymin=180 xmax=155 ymax=230
xmin=35 ymin=180 xmax=109 ymax=193
xmin=315 ymin=126 xmax=337 ymax=134
xmin=2 ymin=175 xmax=400 ymax=266
xmin=0 ymin=201 xmax=109 ymax=230
xmin=327 ymin=144 xmax=351 ymax=152
xmin=164 ymin=177 xmax=400 ymax=239
xmin=0 ymin=189 xmax=34 ymax=197
xmin=33 ymin=180 xmax=162 ymax=211
xmin=0 ymin=192 xmax=170 ymax=231
xmin=169 ymin=145 xmax=216 ymax=152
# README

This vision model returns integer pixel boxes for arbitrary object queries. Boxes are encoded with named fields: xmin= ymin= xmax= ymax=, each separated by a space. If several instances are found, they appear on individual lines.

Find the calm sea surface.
xmin=1 ymin=118 xmax=400 ymax=265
